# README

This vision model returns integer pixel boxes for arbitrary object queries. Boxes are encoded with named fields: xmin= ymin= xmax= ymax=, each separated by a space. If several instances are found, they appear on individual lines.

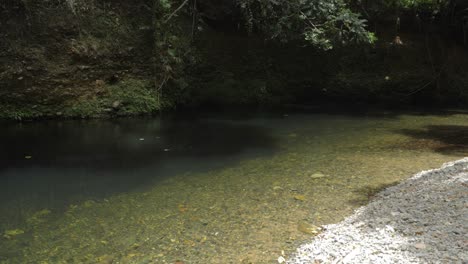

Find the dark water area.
xmin=0 ymin=116 xmax=278 ymax=216
xmin=0 ymin=111 xmax=466 ymax=263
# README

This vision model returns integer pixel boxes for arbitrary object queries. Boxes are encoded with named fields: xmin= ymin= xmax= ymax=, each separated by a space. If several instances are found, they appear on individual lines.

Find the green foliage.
xmin=0 ymin=104 xmax=44 ymax=121
xmin=0 ymin=79 xmax=163 ymax=120
xmin=107 ymin=79 xmax=162 ymax=115
xmin=159 ymin=0 xmax=172 ymax=10
xmin=238 ymin=0 xmax=375 ymax=49
xmin=370 ymin=0 xmax=445 ymax=10
xmin=352 ymin=0 xmax=449 ymax=19
xmin=63 ymin=100 xmax=102 ymax=118
xmin=65 ymin=79 xmax=161 ymax=118
xmin=153 ymin=0 xmax=195 ymax=101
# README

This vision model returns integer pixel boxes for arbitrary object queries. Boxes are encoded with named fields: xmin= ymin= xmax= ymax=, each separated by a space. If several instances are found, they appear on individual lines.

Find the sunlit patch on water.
xmin=0 ymin=112 xmax=466 ymax=263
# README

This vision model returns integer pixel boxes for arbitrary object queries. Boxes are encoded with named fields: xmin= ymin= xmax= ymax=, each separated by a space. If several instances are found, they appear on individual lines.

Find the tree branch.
xmin=164 ymin=0 xmax=189 ymax=23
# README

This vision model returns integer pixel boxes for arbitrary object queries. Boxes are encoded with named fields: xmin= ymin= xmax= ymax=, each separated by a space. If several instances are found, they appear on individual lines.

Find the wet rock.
xmin=3 ymin=229 xmax=25 ymax=239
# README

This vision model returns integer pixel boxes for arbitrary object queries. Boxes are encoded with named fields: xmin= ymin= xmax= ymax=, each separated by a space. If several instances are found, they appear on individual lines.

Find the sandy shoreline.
xmin=286 ymin=158 xmax=468 ymax=264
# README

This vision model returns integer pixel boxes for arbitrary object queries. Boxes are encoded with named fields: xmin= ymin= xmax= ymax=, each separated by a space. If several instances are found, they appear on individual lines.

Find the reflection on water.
xmin=0 ymin=112 xmax=466 ymax=263
xmin=0 ymin=117 xmax=276 ymax=170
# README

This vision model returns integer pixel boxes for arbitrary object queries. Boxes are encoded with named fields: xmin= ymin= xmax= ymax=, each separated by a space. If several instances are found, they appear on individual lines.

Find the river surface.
xmin=0 ymin=110 xmax=467 ymax=263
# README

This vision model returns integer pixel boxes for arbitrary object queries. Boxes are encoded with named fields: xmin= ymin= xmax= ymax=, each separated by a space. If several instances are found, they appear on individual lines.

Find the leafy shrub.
xmin=107 ymin=79 xmax=161 ymax=115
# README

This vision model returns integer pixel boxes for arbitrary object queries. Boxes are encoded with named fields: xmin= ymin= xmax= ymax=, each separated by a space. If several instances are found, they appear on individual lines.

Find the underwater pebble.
xmin=293 ymin=195 xmax=306 ymax=201
xmin=310 ymin=172 xmax=326 ymax=179
xmin=297 ymin=221 xmax=321 ymax=235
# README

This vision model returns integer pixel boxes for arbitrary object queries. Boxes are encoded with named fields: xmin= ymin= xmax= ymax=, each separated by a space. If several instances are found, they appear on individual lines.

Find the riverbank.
xmin=4 ymin=1 xmax=468 ymax=122
xmin=287 ymin=158 xmax=468 ymax=263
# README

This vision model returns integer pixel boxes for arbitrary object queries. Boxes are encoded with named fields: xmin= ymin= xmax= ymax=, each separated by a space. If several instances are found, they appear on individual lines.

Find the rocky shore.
xmin=287 ymin=158 xmax=468 ymax=264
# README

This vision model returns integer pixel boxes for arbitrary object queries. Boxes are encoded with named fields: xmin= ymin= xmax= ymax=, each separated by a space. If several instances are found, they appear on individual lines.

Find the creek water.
xmin=0 ymin=110 xmax=467 ymax=263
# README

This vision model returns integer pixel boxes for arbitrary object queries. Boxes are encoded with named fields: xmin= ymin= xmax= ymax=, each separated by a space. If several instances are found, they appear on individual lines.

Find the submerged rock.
xmin=297 ymin=221 xmax=321 ymax=235
xmin=3 ymin=229 xmax=25 ymax=239
xmin=293 ymin=195 xmax=306 ymax=201
xmin=310 ymin=172 xmax=326 ymax=179
xmin=96 ymin=254 xmax=114 ymax=264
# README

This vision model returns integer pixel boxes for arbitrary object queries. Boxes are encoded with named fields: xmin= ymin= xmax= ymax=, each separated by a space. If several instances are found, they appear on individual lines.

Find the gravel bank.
xmin=287 ymin=158 xmax=468 ymax=264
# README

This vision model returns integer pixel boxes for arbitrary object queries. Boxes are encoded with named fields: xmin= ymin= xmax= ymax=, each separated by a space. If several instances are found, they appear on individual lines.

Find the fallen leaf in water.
xmin=293 ymin=195 xmax=306 ymax=201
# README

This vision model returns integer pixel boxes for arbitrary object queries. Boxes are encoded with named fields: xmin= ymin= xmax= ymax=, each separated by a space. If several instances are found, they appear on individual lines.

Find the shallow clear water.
xmin=0 ymin=111 xmax=467 ymax=263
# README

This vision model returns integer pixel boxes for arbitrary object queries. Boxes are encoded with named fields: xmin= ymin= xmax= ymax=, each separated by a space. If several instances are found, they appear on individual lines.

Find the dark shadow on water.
xmin=270 ymin=104 xmax=468 ymax=119
xmin=0 ymin=118 xmax=277 ymax=170
xmin=173 ymin=104 xmax=468 ymax=123
xmin=349 ymin=182 xmax=400 ymax=206
xmin=0 ymin=117 xmax=277 ymax=214
xmin=397 ymin=125 xmax=468 ymax=155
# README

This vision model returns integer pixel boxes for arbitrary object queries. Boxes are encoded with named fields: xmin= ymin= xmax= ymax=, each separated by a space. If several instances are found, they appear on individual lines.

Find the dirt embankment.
xmin=2 ymin=1 xmax=468 ymax=120
xmin=0 ymin=0 xmax=159 ymax=119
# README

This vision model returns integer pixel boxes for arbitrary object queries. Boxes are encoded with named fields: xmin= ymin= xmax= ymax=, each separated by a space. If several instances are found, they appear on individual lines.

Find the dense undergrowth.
xmin=1 ymin=0 xmax=468 ymax=120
